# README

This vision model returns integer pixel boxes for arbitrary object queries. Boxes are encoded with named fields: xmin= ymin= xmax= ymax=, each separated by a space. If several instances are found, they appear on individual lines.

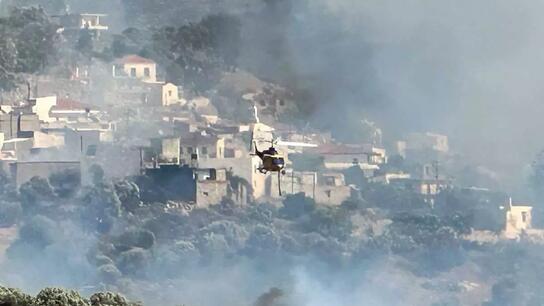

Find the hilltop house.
xmin=113 ymin=55 xmax=157 ymax=83
xmin=111 ymin=55 xmax=183 ymax=106
xmin=397 ymin=132 xmax=449 ymax=161
xmin=503 ymin=199 xmax=533 ymax=239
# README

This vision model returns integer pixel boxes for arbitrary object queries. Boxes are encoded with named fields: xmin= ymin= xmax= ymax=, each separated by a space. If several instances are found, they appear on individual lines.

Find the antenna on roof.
xmin=253 ymin=105 xmax=260 ymax=123
xmin=26 ymin=81 xmax=31 ymax=102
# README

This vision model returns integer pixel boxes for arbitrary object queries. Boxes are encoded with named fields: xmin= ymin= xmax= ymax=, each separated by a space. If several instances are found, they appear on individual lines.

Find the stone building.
xmin=195 ymin=168 xmax=228 ymax=208
xmin=269 ymin=171 xmax=353 ymax=205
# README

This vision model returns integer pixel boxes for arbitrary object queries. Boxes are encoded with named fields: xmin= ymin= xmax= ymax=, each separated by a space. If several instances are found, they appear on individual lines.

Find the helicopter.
xmin=250 ymin=105 xmax=317 ymax=195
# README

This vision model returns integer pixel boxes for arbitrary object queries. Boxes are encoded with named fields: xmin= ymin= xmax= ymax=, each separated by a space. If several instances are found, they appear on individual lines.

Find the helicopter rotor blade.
xmin=276 ymin=140 xmax=318 ymax=148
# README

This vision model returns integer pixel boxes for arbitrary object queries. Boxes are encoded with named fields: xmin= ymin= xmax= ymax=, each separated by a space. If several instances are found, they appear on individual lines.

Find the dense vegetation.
xmin=0 ymin=7 xmax=59 ymax=90
xmin=2 ymin=1 xmax=544 ymax=305
xmin=0 ymin=164 xmax=539 ymax=305
xmin=0 ymin=286 xmax=141 ymax=306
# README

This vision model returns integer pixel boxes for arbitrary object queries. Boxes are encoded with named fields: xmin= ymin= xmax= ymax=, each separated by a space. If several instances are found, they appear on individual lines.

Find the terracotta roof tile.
xmin=117 ymin=55 xmax=155 ymax=64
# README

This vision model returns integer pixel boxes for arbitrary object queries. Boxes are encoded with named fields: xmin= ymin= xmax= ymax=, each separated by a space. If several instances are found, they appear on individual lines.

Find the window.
xmin=187 ymin=147 xmax=193 ymax=154
xmin=425 ymin=166 xmax=430 ymax=176
xmin=201 ymin=147 xmax=208 ymax=155
xmin=114 ymin=64 xmax=123 ymax=76
xmin=168 ymin=90 xmax=173 ymax=97
xmin=144 ymin=67 xmax=150 ymax=77
xmin=522 ymin=211 xmax=528 ymax=223
xmin=203 ymin=192 xmax=209 ymax=196
xmin=325 ymin=190 xmax=331 ymax=198
xmin=130 ymin=67 xmax=136 ymax=77
xmin=180 ymin=147 xmax=184 ymax=154
xmin=86 ymin=145 xmax=97 ymax=156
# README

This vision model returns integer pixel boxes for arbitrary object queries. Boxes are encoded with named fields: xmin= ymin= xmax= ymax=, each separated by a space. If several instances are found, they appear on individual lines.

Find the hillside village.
xmin=1 ymin=4 xmax=544 ymax=306
xmin=0 ymin=10 xmax=535 ymax=240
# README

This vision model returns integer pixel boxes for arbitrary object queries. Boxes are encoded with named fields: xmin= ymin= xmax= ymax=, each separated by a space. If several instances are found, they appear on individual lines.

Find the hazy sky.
xmin=274 ymin=0 xmax=544 ymax=193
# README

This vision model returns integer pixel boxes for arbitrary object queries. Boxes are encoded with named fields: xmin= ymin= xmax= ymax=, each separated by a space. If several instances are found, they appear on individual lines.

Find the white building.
xmin=504 ymin=199 xmax=533 ymax=239
xmin=113 ymin=55 xmax=158 ymax=83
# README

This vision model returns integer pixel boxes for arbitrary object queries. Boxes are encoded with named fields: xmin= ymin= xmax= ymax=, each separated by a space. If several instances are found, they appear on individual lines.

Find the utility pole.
xmin=125 ymin=109 xmax=131 ymax=138
xmin=291 ymin=169 xmax=294 ymax=193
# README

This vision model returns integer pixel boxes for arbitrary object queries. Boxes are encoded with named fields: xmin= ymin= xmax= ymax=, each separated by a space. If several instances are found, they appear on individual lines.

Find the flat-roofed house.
xmin=504 ymin=199 xmax=533 ymax=239
xmin=58 ymin=13 xmax=108 ymax=39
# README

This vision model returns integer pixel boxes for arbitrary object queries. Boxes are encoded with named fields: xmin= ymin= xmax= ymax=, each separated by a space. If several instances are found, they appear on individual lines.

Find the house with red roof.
xmin=110 ymin=55 xmax=184 ymax=107
xmin=113 ymin=55 xmax=157 ymax=83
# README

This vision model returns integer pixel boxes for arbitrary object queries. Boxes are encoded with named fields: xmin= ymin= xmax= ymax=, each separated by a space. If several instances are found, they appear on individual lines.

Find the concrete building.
xmin=306 ymin=143 xmax=386 ymax=172
xmin=113 ymin=55 xmax=157 ymax=83
xmin=34 ymin=77 xmax=88 ymax=102
xmin=56 ymin=13 xmax=109 ymax=40
xmin=33 ymin=131 xmax=65 ymax=149
xmin=269 ymin=171 xmax=352 ymax=205
xmin=149 ymin=122 xmax=271 ymax=202
xmin=180 ymin=133 xmax=225 ymax=162
xmin=406 ymin=132 xmax=449 ymax=152
xmin=0 ymin=113 xmax=40 ymax=140
xmin=30 ymin=96 xmax=57 ymax=123
xmin=188 ymin=97 xmax=219 ymax=124
xmin=83 ymin=143 xmax=142 ymax=180
xmin=371 ymin=172 xmax=412 ymax=184
xmin=151 ymin=133 xmax=226 ymax=166
xmin=400 ymin=163 xmax=452 ymax=196
xmin=160 ymin=83 xmax=182 ymax=106
xmin=398 ymin=132 xmax=449 ymax=160
xmin=195 ymin=168 xmax=228 ymax=208
xmin=58 ymin=13 xmax=108 ymax=31
xmin=504 ymin=199 xmax=533 ymax=239
xmin=2 ymin=138 xmax=33 ymax=160
xmin=140 ymin=165 xmax=243 ymax=207
xmin=152 ymin=137 xmax=181 ymax=165
xmin=110 ymin=77 xmax=182 ymax=107
xmin=48 ymin=98 xmax=100 ymax=122
xmin=9 ymin=161 xmax=81 ymax=187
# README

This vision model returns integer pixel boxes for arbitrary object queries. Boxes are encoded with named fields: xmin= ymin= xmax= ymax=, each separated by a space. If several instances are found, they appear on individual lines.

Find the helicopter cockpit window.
xmin=273 ymin=158 xmax=284 ymax=165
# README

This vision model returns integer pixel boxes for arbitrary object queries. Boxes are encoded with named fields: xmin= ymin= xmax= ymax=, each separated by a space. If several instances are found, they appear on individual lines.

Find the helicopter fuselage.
xmin=259 ymin=154 xmax=285 ymax=173
xmin=253 ymin=143 xmax=286 ymax=174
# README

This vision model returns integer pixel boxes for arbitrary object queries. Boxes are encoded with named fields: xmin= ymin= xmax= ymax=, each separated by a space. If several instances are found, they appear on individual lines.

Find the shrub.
xmin=35 ymin=287 xmax=88 ymax=306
